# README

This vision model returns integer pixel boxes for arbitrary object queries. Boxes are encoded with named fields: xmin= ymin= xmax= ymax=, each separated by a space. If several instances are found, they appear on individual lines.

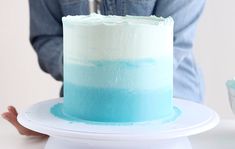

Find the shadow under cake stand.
xmin=17 ymin=98 xmax=219 ymax=149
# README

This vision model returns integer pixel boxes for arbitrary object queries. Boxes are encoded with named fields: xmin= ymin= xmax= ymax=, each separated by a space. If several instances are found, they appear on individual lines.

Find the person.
xmin=1 ymin=0 xmax=206 ymax=137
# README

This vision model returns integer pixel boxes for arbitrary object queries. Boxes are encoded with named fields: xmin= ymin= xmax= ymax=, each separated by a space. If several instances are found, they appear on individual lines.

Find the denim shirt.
xmin=29 ymin=0 xmax=206 ymax=103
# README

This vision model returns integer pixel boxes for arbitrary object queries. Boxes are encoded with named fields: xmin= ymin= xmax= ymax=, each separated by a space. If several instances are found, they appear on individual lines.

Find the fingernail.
xmin=8 ymin=106 xmax=12 ymax=111
xmin=1 ymin=114 xmax=6 ymax=119
xmin=2 ymin=114 xmax=9 ymax=121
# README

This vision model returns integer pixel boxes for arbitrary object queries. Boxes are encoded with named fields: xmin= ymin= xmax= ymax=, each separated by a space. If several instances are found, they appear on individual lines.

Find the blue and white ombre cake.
xmin=51 ymin=14 xmax=178 ymax=124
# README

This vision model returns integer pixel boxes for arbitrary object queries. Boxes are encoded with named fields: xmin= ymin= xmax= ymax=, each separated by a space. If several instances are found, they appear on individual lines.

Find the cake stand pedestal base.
xmin=18 ymin=98 xmax=219 ymax=149
xmin=45 ymin=136 xmax=192 ymax=149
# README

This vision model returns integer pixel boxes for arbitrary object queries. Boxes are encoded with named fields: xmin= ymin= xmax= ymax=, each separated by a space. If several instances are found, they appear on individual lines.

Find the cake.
xmin=51 ymin=14 xmax=175 ymax=123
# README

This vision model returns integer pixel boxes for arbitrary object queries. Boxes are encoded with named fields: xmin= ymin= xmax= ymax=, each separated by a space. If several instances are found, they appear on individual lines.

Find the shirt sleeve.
xmin=29 ymin=0 xmax=63 ymax=81
xmin=154 ymin=0 xmax=206 ymax=70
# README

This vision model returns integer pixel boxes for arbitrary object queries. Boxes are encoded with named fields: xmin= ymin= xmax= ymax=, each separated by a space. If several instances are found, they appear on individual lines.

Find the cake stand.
xmin=17 ymin=98 xmax=219 ymax=149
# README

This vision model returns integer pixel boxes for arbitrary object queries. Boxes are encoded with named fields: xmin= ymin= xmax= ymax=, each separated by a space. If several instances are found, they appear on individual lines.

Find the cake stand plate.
xmin=17 ymin=98 xmax=219 ymax=149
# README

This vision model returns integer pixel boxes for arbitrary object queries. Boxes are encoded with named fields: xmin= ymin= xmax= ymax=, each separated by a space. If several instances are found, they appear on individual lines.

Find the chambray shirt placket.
xmin=100 ymin=0 xmax=115 ymax=15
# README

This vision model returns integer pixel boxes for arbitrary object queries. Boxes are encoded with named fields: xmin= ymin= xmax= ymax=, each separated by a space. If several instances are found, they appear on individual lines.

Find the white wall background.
xmin=0 ymin=1 xmax=62 ymax=113
xmin=0 ymin=1 xmax=234 ymax=118
xmin=194 ymin=1 xmax=235 ymax=118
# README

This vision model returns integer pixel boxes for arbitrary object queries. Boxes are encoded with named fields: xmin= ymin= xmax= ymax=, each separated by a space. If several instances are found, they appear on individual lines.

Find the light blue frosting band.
xmin=65 ymin=59 xmax=172 ymax=90
xmin=54 ymin=59 xmax=173 ymax=122
xmin=51 ymin=103 xmax=181 ymax=125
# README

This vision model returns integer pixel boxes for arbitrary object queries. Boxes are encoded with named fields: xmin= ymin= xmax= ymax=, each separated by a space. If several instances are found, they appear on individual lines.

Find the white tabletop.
xmin=1 ymin=118 xmax=235 ymax=149
xmin=190 ymin=119 xmax=235 ymax=149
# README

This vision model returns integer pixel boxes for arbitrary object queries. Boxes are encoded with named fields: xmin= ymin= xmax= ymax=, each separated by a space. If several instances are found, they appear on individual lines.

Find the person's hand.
xmin=1 ymin=106 xmax=48 ymax=137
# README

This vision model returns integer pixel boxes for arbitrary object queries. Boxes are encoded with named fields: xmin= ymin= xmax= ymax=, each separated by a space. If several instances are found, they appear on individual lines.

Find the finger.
xmin=2 ymin=112 xmax=13 ymax=121
xmin=8 ymin=106 xmax=18 ymax=116
xmin=2 ymin=112 xmax=27 ymax=134
xmin=23 ymin=130 xmax=48 ymax=137
xmin=2 ymin=112 xmax=48 ymax=137
xmin=1 ymin=113 xmax=8 ymax=119
xmin=2 ymin=112 xmax=18 ymax=127
xmin=4 ymin=107 xmax=21 ymax=130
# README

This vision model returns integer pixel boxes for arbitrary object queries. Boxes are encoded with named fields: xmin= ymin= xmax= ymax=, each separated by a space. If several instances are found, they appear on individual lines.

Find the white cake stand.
xmin=17 ymin=98 xmax=219 ymax=149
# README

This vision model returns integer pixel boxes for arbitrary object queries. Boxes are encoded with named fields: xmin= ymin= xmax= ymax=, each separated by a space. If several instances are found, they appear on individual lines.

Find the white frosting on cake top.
xmin=63 ymin=13 xmax=173 ymax=62
xmin=63 ymin=13 xmax=172 ymax=26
